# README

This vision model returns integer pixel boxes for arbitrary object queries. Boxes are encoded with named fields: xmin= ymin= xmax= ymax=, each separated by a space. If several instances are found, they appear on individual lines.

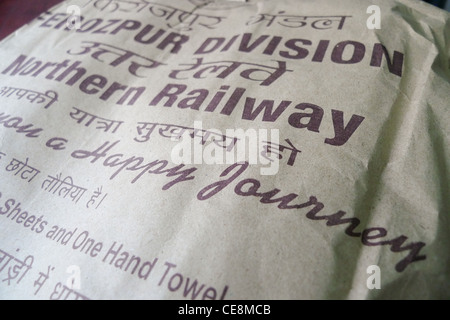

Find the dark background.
xmin=0 ymin=0 xmax=448 ymax=41
xmin=0 ymin=0 xmax=62 ymax=40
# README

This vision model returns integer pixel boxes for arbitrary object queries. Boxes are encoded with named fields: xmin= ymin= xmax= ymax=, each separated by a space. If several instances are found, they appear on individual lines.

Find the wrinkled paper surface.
xmin=0 ymin=0 xmax=449 ymax=300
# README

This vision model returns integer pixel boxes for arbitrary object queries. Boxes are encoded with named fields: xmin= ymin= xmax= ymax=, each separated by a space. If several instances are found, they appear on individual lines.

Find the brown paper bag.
xmin=0 ymin=0 xmax=448 ymax=300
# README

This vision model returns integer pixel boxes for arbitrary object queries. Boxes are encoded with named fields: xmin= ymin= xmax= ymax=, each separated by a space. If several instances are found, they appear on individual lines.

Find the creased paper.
xmin=0 ymin=0 xmax=449 ymax=300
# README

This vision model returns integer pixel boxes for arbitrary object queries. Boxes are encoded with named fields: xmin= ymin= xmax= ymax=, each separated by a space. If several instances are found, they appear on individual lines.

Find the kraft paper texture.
xmin=0 ymin=0 xmax=448 ymax=300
